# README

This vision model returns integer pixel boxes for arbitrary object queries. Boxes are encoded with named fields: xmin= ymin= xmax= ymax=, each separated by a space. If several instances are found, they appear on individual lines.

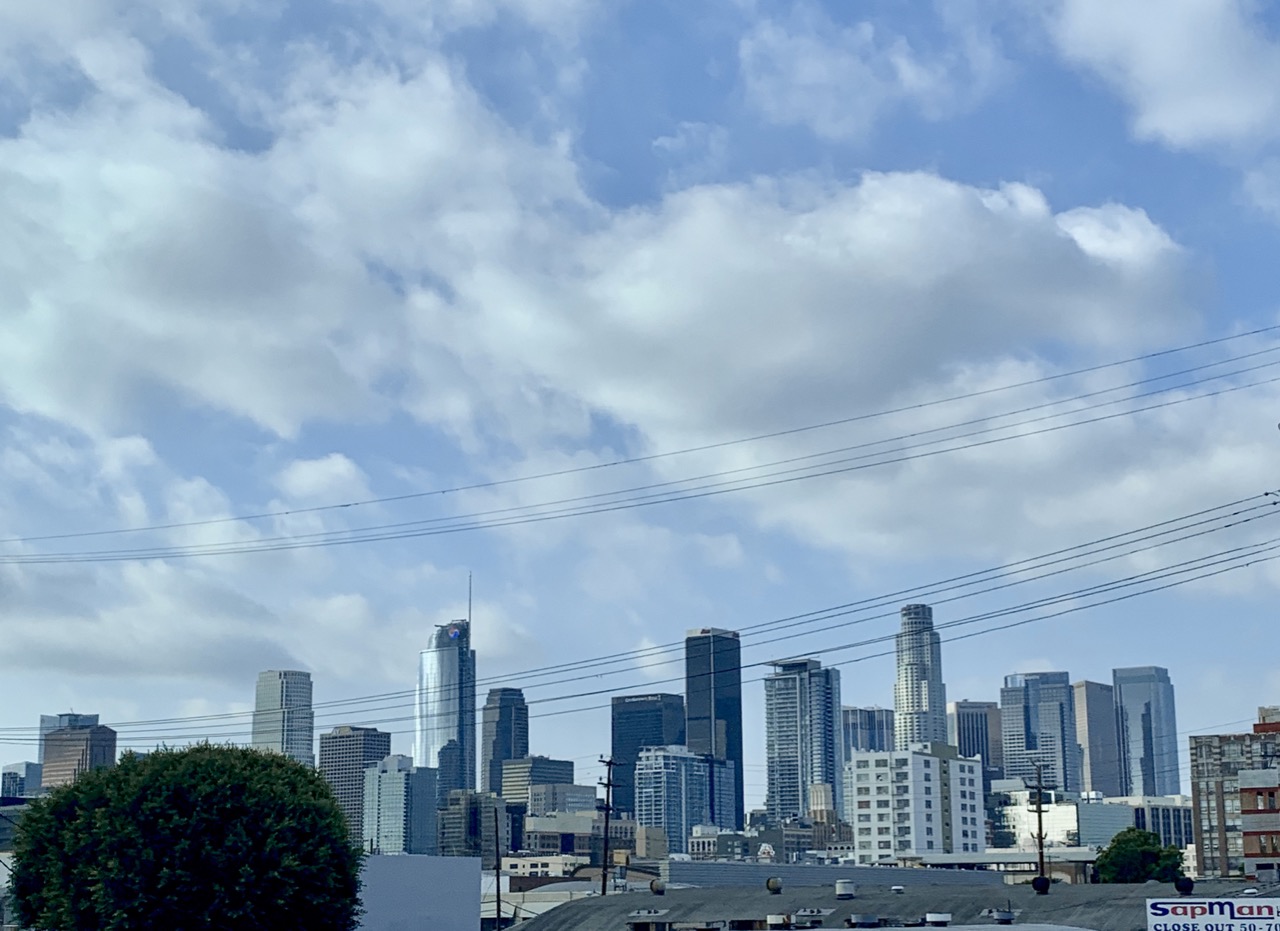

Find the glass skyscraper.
xmin=1000 ymin=671 xmax=1081 ymax=791
xmin=685 ymin=628 xmax=744 ymax=830
xmin=843 ymin=706 xmax=895 ymax=755
xmin=252 ymin=670 xmax=314 ymax=767
xmin=1113 ymin=666 xmax=1180 ymax=796
xmin=481 ymin=688 xmax=528 ymax=796
xmin=1073 ymin=680 xmax=1123 ymax=796
xmin=765 ymin=658 xmax=842 ymax=824
xmin=415 ymin=620 xmax=477 ymax=798
xmin=363 ymin=754 xmax=438 ymax=855
xmin=894 ymin=604 xmax=947 ymax=749
xmin=610 ymin=693 xmax=686 ymax=817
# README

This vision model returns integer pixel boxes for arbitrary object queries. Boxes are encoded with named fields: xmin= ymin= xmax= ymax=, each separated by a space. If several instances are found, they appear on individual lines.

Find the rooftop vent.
xmin=649 ymin=879 xmax=666 ymax=896
xmin=836 ymin=880 xmax=856 ymax=900
xmin=891 ymin=885 xmax=905 ymax=894
xmin=767 ymin=877 xmax=784 ymax=895
xmin=992 ymin=910 xmax=1016 ymax=926
xmin=926 ymin=913 xmax=952 ymax=927
xmin=847 ymin=914 xmax=879 ymax=928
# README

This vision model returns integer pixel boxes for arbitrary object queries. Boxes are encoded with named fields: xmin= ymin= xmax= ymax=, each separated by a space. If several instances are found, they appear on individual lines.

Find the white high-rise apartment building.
xmin=841 ymin=743 xmax=984 ymax=864
xmin=893 ymin=605 xmax=946 ymax=750
xmin=251 ymin=670 xmax=314 ymax=767
xmin=634 ymin=745 xmax=735 ymax=855
xmin=363 ymin=754 xmax=438 ymax=855
xmin=764 ymin=658 xmax=842 ymax=824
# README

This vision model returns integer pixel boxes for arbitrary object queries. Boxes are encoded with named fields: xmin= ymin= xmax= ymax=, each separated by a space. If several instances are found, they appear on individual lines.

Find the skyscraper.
xmin=319 ymin=725 xmax=392 ymax=843
xmin=415 ymin=620 xmax=476 ymax=798
xmin=610 ymin=693 xmax=686 ymax=817
xmin=251 ymin=670 xmax=315 ymax=767
xmin=363 ymin=754 xmax=438 ymax=855
xmin=481 ymin=688 xmax=528 ymax=796
xmin=2 ymin=762 xmax=41 ymax=797
xmin=1113 ymin=666 xmax=1180 ymax=796
xmin=1073 ymin=680 xmax=1122 ymax=796
xmin=894 ymin=604 xmax=946 ymax=749
xmin=41 ymin=725 xmax=116 ymax=789
xmin=438 ymin=789 xmax=509 ymax=867
xmin=947 ymin=700 xmax=1003 ymax=782
xmin=685 ymin=628 xmax=744 ymax=830
xmin=500 ymin=756 xmax=575 ymax=808
xmin=764 ymin=658 xmax=842 ymax=824
xmin=634 ymin=745 xmax=735 ymax=855
xmin=1000 ymin=672 xmax=1081 ymax=791
xmin=842 ymin=707 xmax=895 ymax=755
xmin=39 ymin=713 xmax=99 ymax=764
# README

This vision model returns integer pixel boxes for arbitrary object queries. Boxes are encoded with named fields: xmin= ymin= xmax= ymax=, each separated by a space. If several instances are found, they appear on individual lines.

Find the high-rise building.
xmin=41 ymin=725 xmax=116 ymax=789
xmin=894 ymin=605 xmax=947 ymax=749
xmin=438 ymin=789 xmax=509 ymax=868
xmin=251 ymin=670 xmax=315 ymax=767
xmin=1113 ymin=666 xmax=1180 ymax=796
xmin=500 ymin=756 xmax=575 ymax=808
xmin=764 ymin=658 xmax=842 ymax=825
xmin=481 ymin=688 xmax=528 ymax=796
xmin=610 ymin=693 xmax=685 ymax=818
xmin=527 ymin=783 xmax=598 ymax=817
xmin=415 ymin=621 xmax=476 ymax=799
xmin=1073 ymin=680 xmax=1122 ymax=796
xmin=842 ymin=707 xmax=895 ymax=755
xmin=39 ymin=714 xmax=99 ymax=764
xmin=1190 ymin=707 xmax=1280 ymax=877
xmin=319 ymin=725 xmax=392 ymax=843
xmin=841 ymin=744 xmax=984 ymax=863
xmin=947 ymin=700 xmax=1003 ymax=787
xmin=1000 ymin=672 xmax=1081 ymax=792
xmin=363 ymin=754 xmax=438 ymax=855
xmin=634 ymin=745 xmax=735 ymax=855
xmin=1 ymin=762 xmax=41 ymax=797
xmin=1102 ymin=795 xmax=1194 ymax=849
xmin=685 ymin=629 xmax=744 ymax=830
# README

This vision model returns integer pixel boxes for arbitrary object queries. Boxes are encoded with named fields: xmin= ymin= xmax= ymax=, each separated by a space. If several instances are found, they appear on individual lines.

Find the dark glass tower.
xmin=481 ymin=688 xmax=529 ymax=796
xmin=1113 ymin=666 xmax=1180 ymax=796
xmin=685 ymin=628 xmax=744 ymax=830
xmin=610 ymin=693 xmax=686 ymax=817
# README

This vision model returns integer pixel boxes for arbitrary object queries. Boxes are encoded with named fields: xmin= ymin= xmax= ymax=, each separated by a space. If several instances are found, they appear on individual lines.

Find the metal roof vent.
xmin=926 ymin=912 xmax=952 ymax=927
xmin=767 ymin=876 xmax=784 ymax=895
xmin=993 ymin=910 xmax=1015 ymax=925
xmin=836 ymin=880 xmax=856 ymax=900
xmin=847 ymin=914 xmax=880 ymax=928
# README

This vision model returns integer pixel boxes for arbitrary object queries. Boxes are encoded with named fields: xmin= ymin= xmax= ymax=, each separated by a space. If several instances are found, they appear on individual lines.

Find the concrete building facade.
xmin=38 ymin=714 xmax=98 ymax=764
xmin=438 ymin=789 xmax=508 ymax=868
xmin=319 ymin=725 xmax=392 ymax=844
xmin=1103 ymin=795 xmax=1194 ymax=850
xmin=634 ymin=745 xmax=735 ymax=855
xmin=500 ymin=756 xmax=575 ymax=808
xmin=40 ymin=725 xmax=116 ymax=789
xmin=363 ymin=754 xmax=438 ymax=856
xmin=947 ymin=700 xmax=1002 ymax=787
xmin=527 ymin=783 xmax=597 ymax=816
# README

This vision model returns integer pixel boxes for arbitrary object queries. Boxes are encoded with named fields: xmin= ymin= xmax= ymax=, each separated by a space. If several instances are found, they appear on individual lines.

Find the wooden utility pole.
xmin=599 ymin=756 xmax=617 ymax=896
xmin=493 ymin=806 xmax=503 ymax=930
xmin=1033 ymin=763 xmax=1047 ymax=882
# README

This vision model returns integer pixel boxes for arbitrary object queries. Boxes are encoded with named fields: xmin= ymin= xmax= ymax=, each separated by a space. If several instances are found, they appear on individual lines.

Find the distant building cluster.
xmin=5 ymin=602 xmax=1278 ymax=883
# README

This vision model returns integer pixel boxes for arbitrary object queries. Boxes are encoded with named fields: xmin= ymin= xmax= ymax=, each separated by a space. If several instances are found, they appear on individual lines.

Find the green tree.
xmin=1096 ymin=826 xmax=1184 ymax=883
xmin=11 ymin=744 xmax=362 ymax=931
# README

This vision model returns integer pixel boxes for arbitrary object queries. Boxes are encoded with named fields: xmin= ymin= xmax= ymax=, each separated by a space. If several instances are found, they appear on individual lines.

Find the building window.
xmin=876 ymin=759 xmax=889 ymax=768
xmin=857 ymin=760 xmax=869 ymax=769
xmin=858 ymin=814 xmax=871 ymax=823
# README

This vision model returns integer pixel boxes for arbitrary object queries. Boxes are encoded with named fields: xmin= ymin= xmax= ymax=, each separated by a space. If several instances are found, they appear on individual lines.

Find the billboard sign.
xmin=1148 ymin=899 xmax=1280 ymax=931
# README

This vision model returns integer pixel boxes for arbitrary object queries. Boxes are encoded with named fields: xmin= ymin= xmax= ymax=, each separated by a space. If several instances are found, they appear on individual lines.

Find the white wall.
xmin=360 ymin=855 xmax=480 ymax=931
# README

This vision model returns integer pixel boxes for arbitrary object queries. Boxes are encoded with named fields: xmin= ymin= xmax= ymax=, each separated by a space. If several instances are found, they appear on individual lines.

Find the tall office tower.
xmin=685 ymin=629 xmax=744 ymax=830
xmin=363 ymin=754 xmax=438 ymax=855
xmin=415 ymin=621 xmax=477 ymax=798
xmin=41 ymin=725 xmax=116 ymax=789
xmin=438 ymin=789 xmax=509 ymax=868
xmin=1113 ymin=666 xmax=1180 ymax=796
xmin=319 ymin=725 xmax=392 ymax=843
xmin=947 ymin=700 xmax=1003 ymax=783
xmin=634 ymin=746 xmax=735 ymax=855
xmin=527 ymin=783 xmax=598 ymax=817
xmin=610 ymin=693 xmax=686 ymax=817
xmin=894 ymin=604 xmax=947 ymax=749
xmin=481 ymin=688 xmax=528 ymax=796
xmin=1 ymin=762 xmax=41 ymax=797
xmin=1000 ymin=672 xmax=1081 ymax=791
xmin=39 ymin=713 xmax=99 ymax=764
xmin=842 ymin=707 xmax=895 ymax=755
xmin=251 ymin=670 xmax=315 ymax=766
xmin=500 ymin=756 xmax=575 ymax=808
xmin=1073 ymin=681 xmax=1122 ymax=796
xmin=764 ymin=658 xmax=842 ymax=824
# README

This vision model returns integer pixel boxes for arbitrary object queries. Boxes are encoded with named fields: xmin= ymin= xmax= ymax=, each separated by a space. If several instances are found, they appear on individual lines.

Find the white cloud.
xmin=275 ymin=454 xmax=371 ymax=503
xmin=1046 ymin=0 xmax=1280 ymax=151
xmin=738 ymin=3 xmax=1004 ymax=140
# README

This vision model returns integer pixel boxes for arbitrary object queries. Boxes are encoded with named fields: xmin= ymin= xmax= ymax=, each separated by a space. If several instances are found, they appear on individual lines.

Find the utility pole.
xmin=599 ymin=756 xmax=617 ymax=897
xmin=1033 ymin=763 xmax=1047 ymax=882
xmin=493 ymin=806 xmax=503 ymax=930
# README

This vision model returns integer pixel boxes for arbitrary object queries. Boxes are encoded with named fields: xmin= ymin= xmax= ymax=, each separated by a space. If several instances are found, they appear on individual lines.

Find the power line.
xmin=1 ymin=491 xmax=1269 ymax=740
xmin=7 ymin=324 xmax=1278 ymax=549
xmin=5 ymin=363 xmax=1279 ymax=566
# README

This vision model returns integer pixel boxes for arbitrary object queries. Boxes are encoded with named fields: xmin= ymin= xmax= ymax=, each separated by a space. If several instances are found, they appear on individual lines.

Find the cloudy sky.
xmin=3 ymin=0 xmax=1280 ymax=804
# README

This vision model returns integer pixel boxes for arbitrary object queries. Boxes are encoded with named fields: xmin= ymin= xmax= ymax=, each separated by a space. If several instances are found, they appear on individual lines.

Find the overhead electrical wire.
xmin=5 ymin=359 xmax=1280 ymax=566
xmin=6 ymin=323 xmax=1279 ymax=549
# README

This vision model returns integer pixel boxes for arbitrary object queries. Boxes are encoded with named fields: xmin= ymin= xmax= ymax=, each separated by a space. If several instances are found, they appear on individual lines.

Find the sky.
xmin=3 ymin=0 xmax=1280 ymax=808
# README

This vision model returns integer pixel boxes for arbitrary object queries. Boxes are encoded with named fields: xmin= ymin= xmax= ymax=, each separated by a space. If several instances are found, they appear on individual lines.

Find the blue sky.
xmin=4 ymin=0 xmax=1280 ymax=804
